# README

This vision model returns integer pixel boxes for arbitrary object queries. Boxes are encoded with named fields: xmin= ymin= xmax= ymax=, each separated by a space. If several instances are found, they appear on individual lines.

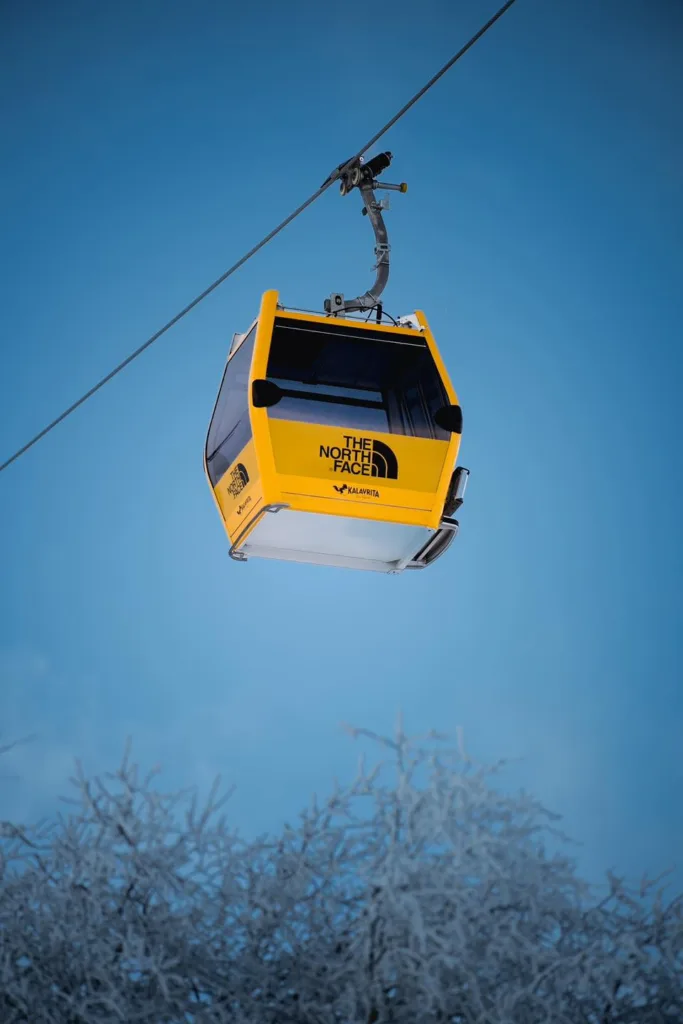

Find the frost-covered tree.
xmin=0 ymin=722 xmax=680 ymax=1023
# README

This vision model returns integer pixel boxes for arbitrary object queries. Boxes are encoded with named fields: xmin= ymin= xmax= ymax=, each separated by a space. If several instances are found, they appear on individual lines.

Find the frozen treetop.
xmin=1 ymin=720 xmax=681 ymax=1022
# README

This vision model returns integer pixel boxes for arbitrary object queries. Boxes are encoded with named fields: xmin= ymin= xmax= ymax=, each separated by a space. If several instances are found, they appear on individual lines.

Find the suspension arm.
xmin=324 ymin=152 xmax=407 ymax=316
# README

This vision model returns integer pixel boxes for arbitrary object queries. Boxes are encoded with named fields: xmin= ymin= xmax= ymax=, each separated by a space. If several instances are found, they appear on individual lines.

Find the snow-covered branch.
xmin=0 ymin=724 xmax=680 ymax=1022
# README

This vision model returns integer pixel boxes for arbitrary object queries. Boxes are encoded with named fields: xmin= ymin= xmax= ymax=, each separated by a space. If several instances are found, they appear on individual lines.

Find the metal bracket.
xmin=326 ymin=292 xmax=345 ymax=315
xmin=401 ymin=467 xmax=470 ymax=571
xmin=444 ymin=466 xmax=469 ymax=517
xmin=396 ymin=313 xmax=421 ymax=330
xmin=404 ymin=517 xmax=460 ymax=571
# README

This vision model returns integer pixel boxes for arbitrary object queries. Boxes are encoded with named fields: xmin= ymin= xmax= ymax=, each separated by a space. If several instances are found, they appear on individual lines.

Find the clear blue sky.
xmin=1 ymin=0 xmax=681 ymax=891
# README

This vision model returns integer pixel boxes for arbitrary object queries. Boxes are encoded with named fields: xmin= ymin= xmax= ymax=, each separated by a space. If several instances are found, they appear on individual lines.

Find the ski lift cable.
xmin=0 ymin=0 xmax=518 ymax=476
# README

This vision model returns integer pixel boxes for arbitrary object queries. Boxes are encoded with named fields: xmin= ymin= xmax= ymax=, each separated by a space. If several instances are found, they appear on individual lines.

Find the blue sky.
xmin=1 ymin=0 xmax=681 ymax=893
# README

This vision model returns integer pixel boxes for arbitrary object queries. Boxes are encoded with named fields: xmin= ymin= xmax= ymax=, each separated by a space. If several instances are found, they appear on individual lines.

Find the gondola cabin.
xmin=204 ymin=289 xmax=468 ymax=573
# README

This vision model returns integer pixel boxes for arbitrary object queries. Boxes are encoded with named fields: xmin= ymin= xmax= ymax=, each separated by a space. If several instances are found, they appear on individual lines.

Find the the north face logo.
xmin=368 ymin=439 xmax=398 ymax=479
xmin=227 ymin=462 xmax=249 ymax=497
xmin=319 ymin=435 xmax=398 ymax=479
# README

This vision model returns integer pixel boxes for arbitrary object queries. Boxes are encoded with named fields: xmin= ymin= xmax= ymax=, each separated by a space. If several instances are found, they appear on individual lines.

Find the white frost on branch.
xmin=0 ymin=724 xmax=680 ymax=1023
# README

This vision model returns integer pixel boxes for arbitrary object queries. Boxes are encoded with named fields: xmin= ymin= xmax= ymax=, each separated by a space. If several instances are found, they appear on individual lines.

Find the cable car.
xmin=204 ymin=152 xmax=469 ymax=573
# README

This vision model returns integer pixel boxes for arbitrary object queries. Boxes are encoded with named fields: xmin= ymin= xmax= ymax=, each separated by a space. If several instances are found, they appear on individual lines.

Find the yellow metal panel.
xmin=211 ymin=437 xmax=264 ymax=542
xmin=268 ymin=419 xmax=450 ymax=527
xmin=269 ymin=420 xmax=446 ymax=489
xmin=414 ymin=309 xmax=463 ymax=513
xmin=249 ymin=289 xmax=281 ymax=510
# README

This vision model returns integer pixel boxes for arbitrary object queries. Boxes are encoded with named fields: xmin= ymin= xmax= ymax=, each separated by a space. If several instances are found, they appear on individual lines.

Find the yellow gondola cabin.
xmin=204 ymin=153 xmax=469 ymax=573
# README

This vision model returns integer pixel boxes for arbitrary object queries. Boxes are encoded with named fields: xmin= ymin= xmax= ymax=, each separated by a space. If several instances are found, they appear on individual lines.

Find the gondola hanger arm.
xmin=324 ymin=152 xmax=407 ymax=316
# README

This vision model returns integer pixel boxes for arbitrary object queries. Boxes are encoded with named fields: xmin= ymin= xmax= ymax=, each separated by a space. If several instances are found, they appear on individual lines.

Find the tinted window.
xmin=265 ymin=319 xmax=450 ymax=440
xmin=269 ymin=379 xmax=389 ymax=433
xmin=205 ymin=326 xmax=256 ymax=486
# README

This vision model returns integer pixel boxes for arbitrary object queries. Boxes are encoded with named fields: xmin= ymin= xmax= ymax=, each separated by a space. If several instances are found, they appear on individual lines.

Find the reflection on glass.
xmin=265 ymin=320 xmax=449 ymax=439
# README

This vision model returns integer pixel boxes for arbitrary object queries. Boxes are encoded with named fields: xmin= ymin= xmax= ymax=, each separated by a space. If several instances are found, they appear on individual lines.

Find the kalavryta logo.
xmin=319 ymin=435 xmax=398 ymax=479
xmin=236 ymin=495 xmax=252 ymax=516
xmin=333 ymin=483 xmax=380 ymax=498
xmin=227 ymin=462 xmax=249 ymax=497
